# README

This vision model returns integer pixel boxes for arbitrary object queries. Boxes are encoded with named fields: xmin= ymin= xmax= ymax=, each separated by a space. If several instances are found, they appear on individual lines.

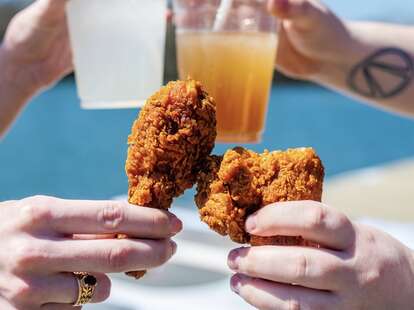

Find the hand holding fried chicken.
xmin=227 ymin=201 xmax=414 ymax=310
xmin=125 ymin=80 xmax=216 ymax=278
xmin=195 ymin=147 xmax=324 ymax=246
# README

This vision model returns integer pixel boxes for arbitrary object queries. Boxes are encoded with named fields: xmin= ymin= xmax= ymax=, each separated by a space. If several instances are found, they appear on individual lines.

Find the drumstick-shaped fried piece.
xmin=124 ymin=80 xmax=216 ymax=278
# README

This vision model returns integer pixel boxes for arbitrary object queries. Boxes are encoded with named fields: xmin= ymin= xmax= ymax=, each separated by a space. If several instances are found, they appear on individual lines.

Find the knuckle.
xmin=11 ymin=241 xmax=47 ymax=273
xmin=335 ymin=212 xmax=352 ymax=231
xmin=24 ymin=195 xmax=55 ymax=206
xmin=106 ymin=243 xmax=133 ymax=272
xmin=294 ymin=253 xmax=309 ymax=282
xmin=19 ymin=202 xmax=53 ymax=228
xmin=305 ymin=205 xmax=327 ymax=231
xmin=99 ymin=202 xmax=126 ymax=231
xmin=335 ymin=213 xmax=355 ymax=246
xmin=7 ymin=279 xmax=33 ymax=305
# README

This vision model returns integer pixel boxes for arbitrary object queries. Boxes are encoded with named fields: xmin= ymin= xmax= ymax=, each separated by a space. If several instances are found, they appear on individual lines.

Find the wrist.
xmin=309 ymin=21 xmax=371 ymax=87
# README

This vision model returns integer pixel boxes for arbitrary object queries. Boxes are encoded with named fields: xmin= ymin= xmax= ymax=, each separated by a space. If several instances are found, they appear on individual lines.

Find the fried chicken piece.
xmin=126 ymin=79 xmax=217 ymax=209
xmin=195 ymin=147 xmax=324 ymax=246
xmin=125 ymin=80 xmax=216 ymax=278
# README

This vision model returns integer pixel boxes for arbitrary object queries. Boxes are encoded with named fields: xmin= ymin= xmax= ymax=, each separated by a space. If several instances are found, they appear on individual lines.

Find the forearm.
xmin=411 ymin=250 xmax=414 ymax=284
xmin=312 ymin=21 xmax=414 ymax=117
xmin=0 ymin=46 xmax=36 ymax=138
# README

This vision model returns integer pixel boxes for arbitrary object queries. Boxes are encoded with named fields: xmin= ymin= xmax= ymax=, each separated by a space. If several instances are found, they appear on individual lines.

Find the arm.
xmin=0 ymin=47 xmax=37 ymax=138
xmin=0 ymin=0 xmax=72 ymax=138
xmin=319 ymin=22 xmax=414 ymax=116
xmin=269 ymin=0 xmax=414 ymax=117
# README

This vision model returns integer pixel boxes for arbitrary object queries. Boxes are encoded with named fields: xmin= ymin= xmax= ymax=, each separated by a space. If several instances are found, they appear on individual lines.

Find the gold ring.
xmin=72 ymin=272 xmax=97 ymax=306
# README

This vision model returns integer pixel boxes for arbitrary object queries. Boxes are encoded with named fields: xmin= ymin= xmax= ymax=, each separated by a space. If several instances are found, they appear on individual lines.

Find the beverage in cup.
xmin=66 ymin=0 xmax=167 ymax=109
xmin=173 ymin=0 xmax=278 ymax=143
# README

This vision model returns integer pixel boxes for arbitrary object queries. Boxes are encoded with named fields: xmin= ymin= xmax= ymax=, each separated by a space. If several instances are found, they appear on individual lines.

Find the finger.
xmin=231 ymin=274 xmax=339 ymax=310
xmin=275 ymin=21 xmax=321 ymax=78
xmin=246 ymin=201 xmax=355 ymax=250
xmin=39 ymin=272 xmax=110 ymax=305
xmin=18 ymin=196 xmax=182 ymax=238
xmin=0 ymin=273 xmax=108 ymax=308
xmin=30 ymin=0 xmax=68 ymax=25
xmin=47 ymin=200 xmax=182 ymax=238
xmin=37 ymin=0 xmax=68 ymax=12
xmin=228 ymin=246 xmax=347 ymax=290
xmin=268 ymin=0 xmax=327 ymax=29
xmin=31 ymin=238 xmax=177 ymax=273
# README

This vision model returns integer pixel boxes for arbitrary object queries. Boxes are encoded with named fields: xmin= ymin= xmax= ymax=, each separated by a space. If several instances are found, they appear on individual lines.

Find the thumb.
xmin=33 ymin=0 xmax=68 ymax=17
xmin=276 ymin=21 xmax=322 ymax=78
xmin=26 ymin=0 xmax=68 ymax=26
xmin=37 ymin=0 xmax=68 ymax=10
xmin=268 ymin=0 xmax=327 ymax=30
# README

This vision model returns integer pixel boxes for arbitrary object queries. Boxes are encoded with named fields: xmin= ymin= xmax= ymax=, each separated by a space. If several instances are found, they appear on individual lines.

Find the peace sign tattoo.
xmin=347 ymin=48 xmax=414 ymax=99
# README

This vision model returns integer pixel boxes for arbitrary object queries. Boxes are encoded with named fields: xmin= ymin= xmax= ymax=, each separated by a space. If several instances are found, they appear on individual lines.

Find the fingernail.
xmin=170 ymin=216 xmax=183 ymax=235
xmin=230 ymin=274 xmax=242 ymax=294
xmin=227 ymin=249 xmax=240 ymax=270
xmin=245 ymin=214 xmax=257 ymax=233
xmin=171 ymin=241 xmax=177 ymax=256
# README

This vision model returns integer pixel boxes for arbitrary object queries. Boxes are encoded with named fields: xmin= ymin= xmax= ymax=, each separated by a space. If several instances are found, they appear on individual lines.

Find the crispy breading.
xmin=125 ymin=80 xmax=216 ymax=278
xmin=126 ymin=79 xmax=217 ymax=209
xmin=195 ymin=147 xmax=324 ymax=245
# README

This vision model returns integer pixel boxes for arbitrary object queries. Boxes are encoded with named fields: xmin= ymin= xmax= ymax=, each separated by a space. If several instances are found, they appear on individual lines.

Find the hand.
xmin=227 ymin=201 xmax=414 ymax=310
xmin=2 ymin=0 xmax=72 ymax=94
xmin=268 ymin=0 xmax=353 ymax=80
xmin=0 ymin=196 xmax=181 ymax=309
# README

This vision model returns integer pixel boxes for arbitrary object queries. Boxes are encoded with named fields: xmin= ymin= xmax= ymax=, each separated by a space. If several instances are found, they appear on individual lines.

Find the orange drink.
xmin=177 ymin=31 xmax=277 ymax=143
xmin=173 ymin=0 xmax=278 ymax=143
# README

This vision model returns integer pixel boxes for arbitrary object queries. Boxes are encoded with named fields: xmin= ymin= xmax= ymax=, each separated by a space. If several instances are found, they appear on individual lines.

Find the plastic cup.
xmin=173 ymin=0 xmax=278 ymax=143
xmin=66 ymin=0 xmax=167 ymax=109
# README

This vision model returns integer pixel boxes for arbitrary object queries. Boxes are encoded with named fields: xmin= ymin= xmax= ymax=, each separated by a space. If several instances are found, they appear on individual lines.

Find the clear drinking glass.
xmin=66 ymin=0 xmax=167 ymax=109
xmin=173 ymin=0 xmax=278 ymax=143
